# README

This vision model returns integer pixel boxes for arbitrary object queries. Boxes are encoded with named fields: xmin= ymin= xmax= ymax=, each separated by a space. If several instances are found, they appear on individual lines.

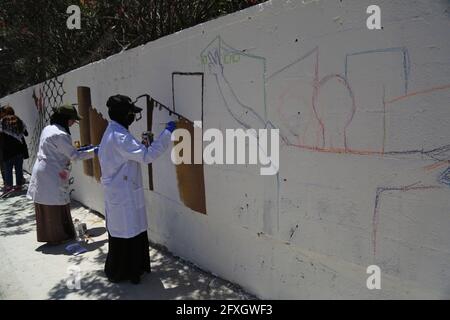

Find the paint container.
xmin=141 ymin=131 xmax=153 ymax=146
xmin=74 ymin=219 xmax=85 ymax=242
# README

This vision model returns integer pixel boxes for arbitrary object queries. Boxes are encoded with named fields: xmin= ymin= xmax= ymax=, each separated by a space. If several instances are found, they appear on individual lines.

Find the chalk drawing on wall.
xmin=268 ymin=46 xmax=320 ymax=148
xmin=371 ymin=182 xmax=442 ymax=257
xmin=268 ymin=46 xmax=358 ymax=152
xmin=312 ymin=73 xmax=356 ymax=150
xmin=344 ymin=47 xmax=410 ymax=95
xmin=423 ymin=145 xmax=450 ymax=189
xmin=344 ymin=48 xmax=409 ymax=153
xmin=29 ymin=77 xmax=66 ymax=168
xmin=172 ymin=72 xmax=207 ymax=215
xmin=384 ymin=84 xmax=450 ymax=153
xmin=439 ymin=167 xmax=450 ymax=187
xmin=268 ymin=44 xmax=450 ymax=160
xmin=2 ymin=0 xmax=449 ymax=298
xmin=201 ymin=36 xmax=268 ymax=129
xmin=200 ymin=36 xmax=450 ymax=252
xmin=201 ymin=36 xmax=280 ymax=236
xmin=371 ymin=142 xmax=450 ymax=258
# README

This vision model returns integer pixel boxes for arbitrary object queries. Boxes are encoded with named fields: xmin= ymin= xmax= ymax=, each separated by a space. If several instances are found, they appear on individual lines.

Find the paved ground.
xmin=0 ymin=174 xmax=255 ymax=300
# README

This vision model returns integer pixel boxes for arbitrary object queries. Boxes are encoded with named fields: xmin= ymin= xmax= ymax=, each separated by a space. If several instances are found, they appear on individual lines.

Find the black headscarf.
xmin=106 ymin=95 xmax=140 ymax=129
xmin=50 ymin=112 xmax=71 ymax=134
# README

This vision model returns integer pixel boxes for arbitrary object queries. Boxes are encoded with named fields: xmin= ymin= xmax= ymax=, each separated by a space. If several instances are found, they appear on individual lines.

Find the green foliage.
xmin=0 ymin=0 xmax=264 ymax=96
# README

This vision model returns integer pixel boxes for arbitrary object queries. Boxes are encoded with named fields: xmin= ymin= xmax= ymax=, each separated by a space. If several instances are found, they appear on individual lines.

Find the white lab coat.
xmin=27 ymin=124 xmax=95 ymax=205
xmin=98 ymin=121 xmax=172 ymax=239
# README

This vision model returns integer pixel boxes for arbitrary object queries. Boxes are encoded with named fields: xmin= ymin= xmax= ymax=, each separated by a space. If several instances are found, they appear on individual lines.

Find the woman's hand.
xmin=165 ymin=121 xmax=177 ymax=133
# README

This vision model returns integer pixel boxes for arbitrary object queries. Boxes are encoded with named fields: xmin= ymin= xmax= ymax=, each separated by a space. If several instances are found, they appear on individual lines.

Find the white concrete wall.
xmin=2 ymin=0 xmax=450 ymax=299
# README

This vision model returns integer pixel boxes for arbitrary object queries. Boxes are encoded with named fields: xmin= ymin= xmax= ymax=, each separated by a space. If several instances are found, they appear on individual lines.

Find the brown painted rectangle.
xmin=77 ymin=86 xmax=93 ymax=176
xmin=174 ymin=119 xmax=207 ymax=214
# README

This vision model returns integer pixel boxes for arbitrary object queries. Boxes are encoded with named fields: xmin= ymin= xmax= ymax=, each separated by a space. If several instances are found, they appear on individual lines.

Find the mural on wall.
xmin=199 ymin=33 xmax=450 ymax=260
xmin=438 ymin=167 xmax=450 ymax=187
xmin=24 ymin=33 xmax=447 ymax=276
xmin=201 ymin=36 xmax=281 ymax=235
xmin=269 ymin=46 xmax=357 ymax=152
xmin=371 ymin=183 xmax=442 ymax=256
xmin=2 ymin=0 xmax=448 ymax=298
xmin=201 ymin=36 xmax=282 ymax=134
xmin=268 ymin=44 xmax=450 ymax=157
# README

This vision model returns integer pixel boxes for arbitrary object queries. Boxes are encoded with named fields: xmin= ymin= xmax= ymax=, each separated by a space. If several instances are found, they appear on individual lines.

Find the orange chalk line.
xmin=423 ymin=160 xmax=450 ymax=172
xmin=286 ymin=143 xmax=384 ymax=156
xmin=386 ymin=84 xmax=450 ymax=104
xmin=287 ymin=83 xmax=450 ymax=156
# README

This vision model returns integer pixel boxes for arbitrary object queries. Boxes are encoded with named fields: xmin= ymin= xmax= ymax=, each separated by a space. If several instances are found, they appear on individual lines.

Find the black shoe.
xmin=130 ymin=277 xmax=141 ymax=285
xmin=107 ymin=277 xmax=120 ymax=283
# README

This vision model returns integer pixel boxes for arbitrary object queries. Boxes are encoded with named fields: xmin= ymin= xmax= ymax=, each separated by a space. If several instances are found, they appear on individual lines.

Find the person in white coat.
xmin=27 ymin=105 xmax=97 ymax=245
xmin=98 ymin=94 xmax=176 ymax=284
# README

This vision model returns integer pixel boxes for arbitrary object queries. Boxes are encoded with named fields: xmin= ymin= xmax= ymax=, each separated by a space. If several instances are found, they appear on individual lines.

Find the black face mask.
xmin=108 ymin=108 xmax=134 ymax=129
xmin=126 ymin=112 xmax=135 ymax=126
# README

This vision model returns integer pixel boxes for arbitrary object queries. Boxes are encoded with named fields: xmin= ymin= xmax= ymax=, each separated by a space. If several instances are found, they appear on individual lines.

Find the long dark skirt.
xmin=34 ymin=203 xmax=75 ymax=243
xmin=104 ymin=231 xmax=151 ymax=283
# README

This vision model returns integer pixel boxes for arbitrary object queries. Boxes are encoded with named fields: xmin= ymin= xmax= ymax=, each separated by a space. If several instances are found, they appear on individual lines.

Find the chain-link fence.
xmin=28 ymin=77 xmax=65 ymax=169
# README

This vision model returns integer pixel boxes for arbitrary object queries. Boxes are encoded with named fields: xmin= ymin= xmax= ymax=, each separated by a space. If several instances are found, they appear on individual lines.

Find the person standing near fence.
xmin=27 ymin=104 xmax=97 ymax=245
xmin=0 ymin=105 xmax=28 ymax=193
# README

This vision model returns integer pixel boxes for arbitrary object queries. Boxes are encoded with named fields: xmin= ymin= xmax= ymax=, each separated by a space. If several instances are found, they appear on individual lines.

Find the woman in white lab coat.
xmin=99 ymin=94 xmax=175 ymax=284
xmin=27 ymin=105 xmax=97 ymax=245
